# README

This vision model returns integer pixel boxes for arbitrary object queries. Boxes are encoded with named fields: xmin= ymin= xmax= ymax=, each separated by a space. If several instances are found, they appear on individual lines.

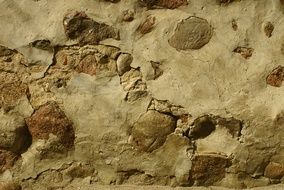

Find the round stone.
xmin=131 ymin=110 xmax=176 ymax=152
xmin=169 ymin=16 xmax=213 ymax=50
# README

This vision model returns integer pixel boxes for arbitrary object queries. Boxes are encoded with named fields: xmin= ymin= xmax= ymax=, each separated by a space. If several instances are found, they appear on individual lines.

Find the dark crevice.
xmin=189 ymin=115 xmax=216 ymax=140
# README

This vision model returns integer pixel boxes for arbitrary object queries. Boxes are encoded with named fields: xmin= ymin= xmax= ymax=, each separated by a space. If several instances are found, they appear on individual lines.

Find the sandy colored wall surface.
xmin=0 ymin=0 xmax=283 ymax=189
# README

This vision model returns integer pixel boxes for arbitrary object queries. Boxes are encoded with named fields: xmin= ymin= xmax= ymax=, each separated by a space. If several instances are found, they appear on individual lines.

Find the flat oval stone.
xmin=169 ymin=16 xmax=213 ymax=50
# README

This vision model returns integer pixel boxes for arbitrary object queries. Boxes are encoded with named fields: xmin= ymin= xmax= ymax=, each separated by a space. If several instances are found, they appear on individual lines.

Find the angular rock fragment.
xmin=148 ymin=98 xmax=188 ymax=117
xmin=137 ymin=16 xmax=156 ymax=35
xmin=169 ymin=17 xmax=212 ymax=50
xmin=0 ymin=72 xmax=29 ymax=110
xmin=189 ymin=115 xmax=216 ymax=139
xmin=131 ymin=110 xmax=176 ymax=152
xmin=120 ymin=69 xmax=148 ymax=102
xmin=264 ymin=22 xmax=274 ymax=38
xmin=0 ymin=149 xmax=18 ymax=173
xmin=233 ymin=47 xmax=254 ymax=59
xmin=266 ymin=66 xmax=284 ymax=87
xmin=52 ymin=45 xmax=118 ymax=79
xmin=139 ymin=0 xmax=187 ymax=9
xmin=264 ymin=162 xmax=284 ymax=179
xmin=216 ymin=117 xmax=242 ymax=138
xmin=63 ymin=11 xmax=119 ymax=45
xmin=145 ymin=61 xmax=163 ymax=80
xmin=190 ymin=153 xmax=231 ymax=185
xmin=25 ymin=102 xmax=75 ymax=150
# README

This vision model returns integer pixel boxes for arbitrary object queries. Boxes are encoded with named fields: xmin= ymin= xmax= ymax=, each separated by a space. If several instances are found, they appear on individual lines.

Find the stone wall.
xmin=0 ymin=0 xmax=283 ymax=189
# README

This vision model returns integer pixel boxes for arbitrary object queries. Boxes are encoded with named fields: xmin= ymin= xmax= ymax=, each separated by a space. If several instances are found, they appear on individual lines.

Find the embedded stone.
xmin=0 ymin=113 xmax=32 ymax=154
xmin=104 ymin=0 xmax=120 ymax=2
xmin=232 ymin=19 xmax=238 ymax=31
xmin=0 ymin=182 xmax=21 ymax=190
xmin=169 ymin=17 xmax=212 ymax=50
xmin=122 ymin=10 xmax=134 ymax=22
xmin=52 ymin=45 xmax=117 ymax=80
xmin=25 ymin=102 xmax=75 ymax=149
xmin=190 ymin=153 xmax=231 ymax=185
xmin=0 ymin=72 xmax=29 ymax=110
xmin=131 ymin=110 xmax=176 ymax=152
xmin=264 ymin=22 xmax=274 ymax=38
xmin=30 ymin=39 xmax=52 ymax=51
xmin=233 ymin=47 xmax=254 ymax=59
xmin=63 ymin=11 xmax=119 ymax=45
xmin=216 ymin=117 xmax=242 ymax=138
xmin=0 ymin=149 xmax=18 ymax=173
xmin=264 ymin=162 xmax=284 ymax=179
xmin=116 ymin=53 xmax=133 ymax=75
xmin=137 ymin=16 xmax=156 ymax=35
xmin=266 ymin=66 xmax=284 ymax=87
xmin=0 ymin=45 xmax=14 ymax=57
xmin=139 ymin=0 xmax=187 ymax=9
xmin=218 ymin=0 xmax=234 ymax=5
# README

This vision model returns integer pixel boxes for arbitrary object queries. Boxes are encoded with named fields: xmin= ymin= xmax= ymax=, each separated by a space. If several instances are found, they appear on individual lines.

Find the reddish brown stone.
xmin=190 ymin=154 xmax=231 ymax=185
xmin=233 ymin=47 xmax=254 ymax=59
xmin=0 ymin=182 xmax=21 ymax=190
xmin=266 ymin=66 xmax=284 ymax=87
xmin=0 ymin=72 xmax=29 ymax=110
xmin=25 ymin=102 xmax=75 ymax=149
xmin=264 ymin=162 xmax=284 ymax=179
xmin=75 ymin=54 xmax=97 ymax=76
xmin=0 ymin=149 xmax=18 ymax=173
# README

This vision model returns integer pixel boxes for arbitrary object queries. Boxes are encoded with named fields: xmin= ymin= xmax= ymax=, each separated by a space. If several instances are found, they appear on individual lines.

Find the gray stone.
xmin=169 ymin=17 xmax=212 ymax=50
xmin=117 ymin=53 xmax=133 ymax=75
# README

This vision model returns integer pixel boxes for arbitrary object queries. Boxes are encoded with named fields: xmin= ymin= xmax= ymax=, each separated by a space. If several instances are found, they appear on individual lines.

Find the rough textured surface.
xmin=25 ymin=102 xmax=75 ymax=150
xmin=139 ymin=0 xmax=188 ymax=9
xmin=63 ymin=11 xmax=119 ymax=45
xmin=0 ymin=0 xmax=283 ymax=189
xmin=169 ymin=17 xmax=212 ymax=50
xmin=190 ymin=154 xmax=231 ymax=186
xmin=131 ymin=110 xmax=176 ymax=152
xmin=266 ymin=66 xmax=284 ymax=87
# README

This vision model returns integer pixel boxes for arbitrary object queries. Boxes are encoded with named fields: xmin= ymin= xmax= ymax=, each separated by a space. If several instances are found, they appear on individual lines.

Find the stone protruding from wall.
xmin=25 ymin=102 xmax=75 ymax=151
xmin=266 ymin=66 xmax=284 ymax=87
xmin=131 ymin=110 xmax=177 ymax=152
xmin=63 ymin=11 xmax=119 ymax=45
xmin=169 ymin=17 xmax=212 ymax=50
xmin=139 ymin=0 xmax=188 ymax=9
xmin=190 ymin=153 xmax=231 ymax=185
